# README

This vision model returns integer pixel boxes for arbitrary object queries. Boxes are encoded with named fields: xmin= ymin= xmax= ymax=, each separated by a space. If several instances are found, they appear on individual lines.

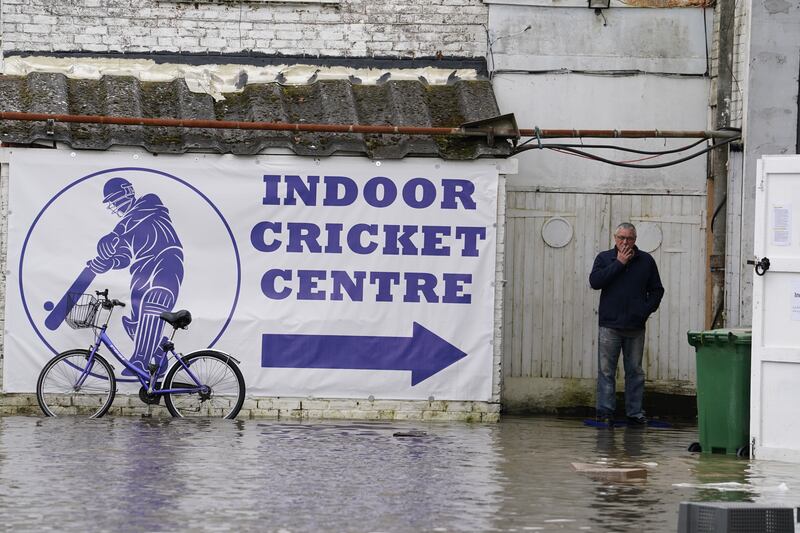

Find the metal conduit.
xmin=517 ymin=128 xmax=739 ymax=139
xmin=0 ymin=111 xmax=741 ymax=140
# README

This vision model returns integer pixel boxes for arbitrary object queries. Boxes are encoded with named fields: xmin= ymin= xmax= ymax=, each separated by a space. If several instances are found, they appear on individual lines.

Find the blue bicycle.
xmin=36 ymin=289 xmax=246 ymax=419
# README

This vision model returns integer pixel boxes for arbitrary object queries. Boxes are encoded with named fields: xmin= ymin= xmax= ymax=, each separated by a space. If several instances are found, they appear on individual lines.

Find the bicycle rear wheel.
xmin=163 ymin=350 xmax=245 ymax=419
xmin=36 ymin=349 xmax=116 ymax=418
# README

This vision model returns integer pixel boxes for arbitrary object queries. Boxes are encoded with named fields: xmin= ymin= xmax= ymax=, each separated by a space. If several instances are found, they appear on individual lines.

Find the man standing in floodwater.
xmin=589 ymin=222 xmax=664 ymax=428
xmin=86 ymin=177 xmax=184 ymax=376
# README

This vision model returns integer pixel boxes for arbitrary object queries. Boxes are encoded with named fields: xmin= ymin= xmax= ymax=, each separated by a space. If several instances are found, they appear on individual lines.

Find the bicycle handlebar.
xmin=95 ymin=289 xmax=126 ymax=308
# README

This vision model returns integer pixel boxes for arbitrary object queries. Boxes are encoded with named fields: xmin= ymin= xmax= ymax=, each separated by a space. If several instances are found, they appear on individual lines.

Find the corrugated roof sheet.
xmin=0 ymin=72 xmax=511 ymax=160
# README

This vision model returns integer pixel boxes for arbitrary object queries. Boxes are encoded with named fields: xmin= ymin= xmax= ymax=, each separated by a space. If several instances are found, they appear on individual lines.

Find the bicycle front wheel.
xmin=36 ymin=349 xmax=116 ymax=418
xmin=163 ymin=350 xmax=245 ymax=419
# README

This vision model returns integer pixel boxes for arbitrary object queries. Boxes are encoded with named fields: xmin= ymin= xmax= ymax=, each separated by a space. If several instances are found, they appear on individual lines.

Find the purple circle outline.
xmin=19 ymin=166 xmax=242 ymax=355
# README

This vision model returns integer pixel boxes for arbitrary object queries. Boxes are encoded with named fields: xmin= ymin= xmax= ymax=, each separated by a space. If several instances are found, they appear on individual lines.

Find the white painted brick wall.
xmin=0 ymin=0 xmax=498 ymax=420
xmin=710 ymin=2 xmax=748 ymax=132
xmin=730 ymin=1 xmax=748 ymax=130
xmin=0 ymin=0 xmax=488 ymax=58
xmin=710 ymin=1 xmax=747 ymax=131
xmin=0 ymin=392 xmax=501 ymax=421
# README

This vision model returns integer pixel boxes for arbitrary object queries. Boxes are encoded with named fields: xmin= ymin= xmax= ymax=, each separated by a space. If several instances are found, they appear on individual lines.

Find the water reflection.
xmin=689 ymin=453 xmax=752 ymax=502
xmin=749 ymin=459 xmax=796 ymax=507
xmin=594 ymin=425 xmax=647 ymax=461
xmin=1 ymin=416 xmax=800 ymax=532
xmin=588 ymin=427 xmax=655 ymax=533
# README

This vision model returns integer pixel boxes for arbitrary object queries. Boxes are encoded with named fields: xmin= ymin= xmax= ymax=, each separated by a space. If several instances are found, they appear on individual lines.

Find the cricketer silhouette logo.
xmin=20 ymin=166 xmax=241 ymax=377
xmin=45 ymin=177 xmax=185 ymax=375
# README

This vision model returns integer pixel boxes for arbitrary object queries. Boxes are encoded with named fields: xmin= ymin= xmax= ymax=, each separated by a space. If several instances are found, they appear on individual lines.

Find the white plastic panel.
xmin=751 ymin=155 xmax=800 ymax=462
xmin=760 ymin=362 xmax=800 ymax=451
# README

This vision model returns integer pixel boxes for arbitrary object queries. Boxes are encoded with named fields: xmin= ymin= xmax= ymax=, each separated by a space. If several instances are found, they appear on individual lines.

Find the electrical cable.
xmin=483 ymin=25 xmax=496 ymax=79
xmin=710 ymin=192 xmax=727 ymax=232
xmin=517 ymin=137 xmax=707 ymax=155
xmin=513 ymin=135 xmax=741 ymax=169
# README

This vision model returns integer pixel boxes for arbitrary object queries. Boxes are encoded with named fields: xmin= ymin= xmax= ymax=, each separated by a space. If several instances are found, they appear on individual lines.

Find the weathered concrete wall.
xmin=488 ymin=4 xmax=709 ymax=73
xmin=736 ymin=0 xmax=800 ymax=327
xmin=501 ymin=377 xmax=695 ymax=416
xmin=487 ymin=4 xmax=711 ymax=192
xmin=0 ymin=0 xmax=487 ymax=58
xmin=493 ymin=73 xmax=709 ymax=193
xmin=487 ymin=2 xmax=711 ymax=413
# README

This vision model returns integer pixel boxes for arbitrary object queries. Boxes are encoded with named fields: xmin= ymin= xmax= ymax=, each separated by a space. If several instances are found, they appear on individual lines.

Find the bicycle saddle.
xmin=159 ymin=310 xmax=192 ymax=329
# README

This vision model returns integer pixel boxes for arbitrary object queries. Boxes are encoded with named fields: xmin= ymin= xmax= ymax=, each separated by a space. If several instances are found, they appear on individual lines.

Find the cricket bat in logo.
xmin=44 ymin=266 xmax=96 ymax=330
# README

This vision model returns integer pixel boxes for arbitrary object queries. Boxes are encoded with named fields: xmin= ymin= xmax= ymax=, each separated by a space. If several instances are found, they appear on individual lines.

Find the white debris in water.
xmin=762 ymin=482 xmax=790 ymax=492
xmin=674 ymin=480 xmax=790 ymax=495
xmin=673 ymin=481 xmax=753 ymax=491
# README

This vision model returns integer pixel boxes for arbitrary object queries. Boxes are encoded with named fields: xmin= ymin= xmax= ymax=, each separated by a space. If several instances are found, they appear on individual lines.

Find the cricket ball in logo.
xmin=19 ymin=167 xmax=241 ymax=361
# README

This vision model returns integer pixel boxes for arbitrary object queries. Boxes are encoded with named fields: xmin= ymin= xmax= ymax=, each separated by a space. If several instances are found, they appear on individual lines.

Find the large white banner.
xmin=4 ymin=149 xmax=499 ymax=400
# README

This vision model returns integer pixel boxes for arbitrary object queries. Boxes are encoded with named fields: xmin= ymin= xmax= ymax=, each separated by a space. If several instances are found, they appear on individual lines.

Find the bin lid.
xmin=687 ymin=328 xmax=752 ymax=346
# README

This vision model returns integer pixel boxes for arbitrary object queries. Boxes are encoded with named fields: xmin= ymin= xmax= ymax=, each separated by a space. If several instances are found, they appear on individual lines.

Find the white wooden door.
xmin=751 ymin=155 xmax=800 ymax=462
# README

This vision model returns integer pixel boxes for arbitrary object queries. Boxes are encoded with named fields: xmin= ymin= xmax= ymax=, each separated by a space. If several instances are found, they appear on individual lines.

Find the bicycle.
xmin=36 ymin=289 xmax=246 ymax=419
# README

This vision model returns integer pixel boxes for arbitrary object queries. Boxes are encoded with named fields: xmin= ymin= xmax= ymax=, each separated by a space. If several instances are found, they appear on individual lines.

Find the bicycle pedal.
xmin=141 ymin=413 xmax=152 ymax=418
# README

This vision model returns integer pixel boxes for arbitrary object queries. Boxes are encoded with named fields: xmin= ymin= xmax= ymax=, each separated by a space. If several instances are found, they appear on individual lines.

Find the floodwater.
xmin=0 ymin=416 xmax=799 ymax=532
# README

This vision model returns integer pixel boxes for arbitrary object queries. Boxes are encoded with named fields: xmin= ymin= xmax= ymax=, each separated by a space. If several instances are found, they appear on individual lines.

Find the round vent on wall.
xmin=634 ymin=221 xmax=662 ymax=252
xmin=542 ymin=217 xmax=573 ymax=248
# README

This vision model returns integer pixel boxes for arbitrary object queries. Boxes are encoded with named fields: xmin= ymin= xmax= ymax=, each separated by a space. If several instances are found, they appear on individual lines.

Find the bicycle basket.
xmin=65 ymin=293 xmax=101 ymax=329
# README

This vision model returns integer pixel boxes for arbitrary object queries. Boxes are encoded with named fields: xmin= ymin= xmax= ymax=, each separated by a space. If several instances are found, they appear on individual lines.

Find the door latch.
xmin=746 ymin=257 xmax=771 ymax=276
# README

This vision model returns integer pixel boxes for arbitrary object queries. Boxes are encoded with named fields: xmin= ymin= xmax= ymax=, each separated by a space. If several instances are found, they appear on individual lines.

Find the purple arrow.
xmin=261 ymin=322 xmax=468 ymax=385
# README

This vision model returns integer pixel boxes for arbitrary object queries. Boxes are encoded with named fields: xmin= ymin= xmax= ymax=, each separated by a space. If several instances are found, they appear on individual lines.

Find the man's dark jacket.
xmin=589 ymin=246 xmax=664 ymax=330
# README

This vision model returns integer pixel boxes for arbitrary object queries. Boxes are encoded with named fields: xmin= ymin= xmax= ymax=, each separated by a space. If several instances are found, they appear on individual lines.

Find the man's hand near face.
xmin=617 ymin=243 xmax=634 ymax=265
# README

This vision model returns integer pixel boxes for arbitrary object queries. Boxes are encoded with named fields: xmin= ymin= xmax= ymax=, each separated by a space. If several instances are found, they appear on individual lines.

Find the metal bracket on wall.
xmin=709 ymin=254 xmax=725 ymax=273
xmin=460 ymin=114 xmax=520 ymax=148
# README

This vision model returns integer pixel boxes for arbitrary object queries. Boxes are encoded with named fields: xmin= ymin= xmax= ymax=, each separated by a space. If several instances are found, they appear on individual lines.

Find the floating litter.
xmin=393 ymin=430 xmax=427 ymax=438
xmin=572 ymin=462 xmax=648 ymax=481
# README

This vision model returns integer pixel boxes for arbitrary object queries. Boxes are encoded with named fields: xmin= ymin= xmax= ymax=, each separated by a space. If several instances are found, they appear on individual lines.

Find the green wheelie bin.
xmin=686 ymin=329 xmax=752 ymax=457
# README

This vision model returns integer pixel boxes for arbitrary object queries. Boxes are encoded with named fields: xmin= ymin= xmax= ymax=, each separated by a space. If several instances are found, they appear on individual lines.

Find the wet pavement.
xmin=0 ymin=415 xmax=799 ymax=532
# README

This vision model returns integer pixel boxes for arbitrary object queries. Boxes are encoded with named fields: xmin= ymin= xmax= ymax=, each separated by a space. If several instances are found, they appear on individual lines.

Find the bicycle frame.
xmin=77 ymin=325 xmax=205 ymax=396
